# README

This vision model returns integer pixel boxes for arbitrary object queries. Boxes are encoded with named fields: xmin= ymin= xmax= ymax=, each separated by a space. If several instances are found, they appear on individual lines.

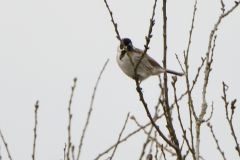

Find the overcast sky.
xmin=0 ymin=0 xmax=240 ymax=160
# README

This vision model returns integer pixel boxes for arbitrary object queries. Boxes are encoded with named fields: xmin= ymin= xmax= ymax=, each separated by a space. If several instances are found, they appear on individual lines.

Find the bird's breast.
xmin=116 ymin=49 xmax=135 ymax=78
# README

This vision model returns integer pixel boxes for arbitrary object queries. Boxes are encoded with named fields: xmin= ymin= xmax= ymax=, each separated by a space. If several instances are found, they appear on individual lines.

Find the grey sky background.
xmin=0 ymin=0 xmax=240 ymax=160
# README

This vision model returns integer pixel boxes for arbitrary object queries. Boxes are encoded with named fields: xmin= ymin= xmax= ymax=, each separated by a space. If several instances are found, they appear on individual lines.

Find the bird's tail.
xmin=166 ymin=69 xmax=185 ymax=76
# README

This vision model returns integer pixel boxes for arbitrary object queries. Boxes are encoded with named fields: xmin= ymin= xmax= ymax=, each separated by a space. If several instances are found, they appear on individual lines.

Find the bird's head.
xmin=119 ymin=38 xmax=134 ymax=51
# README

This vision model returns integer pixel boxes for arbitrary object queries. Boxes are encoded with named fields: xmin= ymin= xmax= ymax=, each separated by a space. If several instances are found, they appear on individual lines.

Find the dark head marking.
xmin=123 ymin=38 xmax=132 ymax=46
xmin=120 ymin=38 xmax=133 ymax=51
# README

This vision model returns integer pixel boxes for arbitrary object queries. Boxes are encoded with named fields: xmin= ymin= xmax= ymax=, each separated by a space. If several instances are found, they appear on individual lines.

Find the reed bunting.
xmin=117 ymin=38 xmax=184 ymax=82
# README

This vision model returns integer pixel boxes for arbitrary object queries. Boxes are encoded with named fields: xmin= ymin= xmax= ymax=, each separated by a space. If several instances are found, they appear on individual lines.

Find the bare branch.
xmin=207 ymin=123 xmax=226 ymax=160
xmin=139 ymin=95 xmax=162 ymax=160
xmin=103 ymin=0 xmax=135 ymax=67
xmin=200 ymin=0 xmax=240 ymax=125
xmin=222 ymin=82 xmax=240 ymax=156
xmin=135 ymin=83 xmax=177 ymax=149
xmin=32 ymin=101 xmax=39 ymax=160
xmin=220 ymin=0 xmax=225 ymax=13
xmin=132 ymin=1 xmax=181 ymax=147
xmin=183 ymin=150 xmax=190 ymax=160
xmin=184 ymin=0 xmax=198 ymax=128
xmin=134 ymin=0 xmax=157 ymax=73
xmin=148 ymin=131 xmax=155 ymax=154
xmin=71 ymin=146 xmax=75 ymax=160
xmin=0 ymin=130 xmax=13 ymax=160
xmin=139 ymin=124 xmax=153 ymax=160
xmin=94 ymin=116 xmax=162 ymax=160
xmin=66 ymin=78 xmax=77 ymax=160
xmin=64 ymin=143 xmax=66 ymax=160
xmin=161 ymin=0 xmax=182 ymax=158
xmin=171 ymin=77 xmax=194 ymax=157
xmin=77 ymin=59 xmax=109 ymax=160
xmin=205 ymin=102 xmax=214 ymax=122
xmin=196 ymin=1 xmax=240 ymax=156
xmin=182 ymin=2 xmax=199 ymax=156
xmin=160 ymin=144 xmax=167 ymax=160
xmin=131 ymin=116 xmax=177 ymax=157
xmin=103 ymin=0 xmax=121 ymax=42
xmin=175 ymin=54 xmax=185 ymax=73
xmin=0 ymin=147 xmax=2 ymax=160
xmin=109 ymin=113 xmax=130 ymax=160
xmin=154 ymin=143 xmax=159 ymax=160
xmin=140 ymin=139 xmax=151 ymax=160
xmin=190 ymin=57 xmax=206 ymax=93
xmin=103 ymin=0 xmax=180 ymax=154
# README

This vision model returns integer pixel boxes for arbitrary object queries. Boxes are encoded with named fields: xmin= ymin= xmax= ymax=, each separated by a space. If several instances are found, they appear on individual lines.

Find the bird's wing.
xmin=133 ymin=48 xmax=162 ymax=68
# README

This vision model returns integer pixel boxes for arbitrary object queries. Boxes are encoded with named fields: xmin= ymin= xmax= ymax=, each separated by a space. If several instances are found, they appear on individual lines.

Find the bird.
xmin=116 ymin=38 xmax=184 ymax=82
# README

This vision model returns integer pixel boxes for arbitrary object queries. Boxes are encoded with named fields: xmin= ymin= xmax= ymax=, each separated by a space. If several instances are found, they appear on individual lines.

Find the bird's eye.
xmin=120 ymin=44 xmax=123 ymax=49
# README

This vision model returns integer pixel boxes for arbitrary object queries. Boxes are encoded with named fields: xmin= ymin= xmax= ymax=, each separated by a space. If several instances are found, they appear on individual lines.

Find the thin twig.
xmin=171 ymin=77 xmax=194 ymax=155
xmin=94 ymin=116 xmax=162 ymax=160
xmin=183 ymin=150 xmax=190 ymax=160
xmin=161 ymin=144 xmax=167 ymax=160
xmin=134 ymin=0 xmax=157 ymax=73
xmin=175 ymin=54 xmax=185 ymax=73
xmin=66 ymin=78 xmax=77 ymax=160
xmin=64 ymin=143 xmax=66 ymax=160
xmin=77 ymin=59 xmax=109 ymax=160
xmin=139 ymin=125 xmax=153 ymax=160
xmin=151 ymin=131 xmax=157 ymax=154
xmin=154 ymin=143 xmax=158 ymax=160
xmin=0 ymin=130 xmax=12 ymax=160
xmin=109 ymin=113 xmax=130 ymax=160
xmin=134 ymin=0 xmax=157 ymax=81
xmin=103 ymin=0 xmax=121 ymax=42
xmin=183 ymin=4 xmax=199 ymax=158
xmin=139 ymin=96 xmax=161 ymax=160
xmin=158 ymin=89 xmax=188 ymax=126
xmin=220 ymin=0 xmax=225 ymax=13
xmin=135 ymin=83 xmax=177 ymax=149
xmin=133 ymin=0 xmax=179 ymax=153
xmin=199 ymin=155 xmax=205 ymax=160
xmin=140 ymin=139 xmax=151 ymax=160
xmin=95 ymin=78 xmax=185 ymax=160
xmin=207 ymin=123 xmax=226 ymax=160
xmin=196 ymin=2 xmax=240 ymax=159
xmin=170 ymin=55 xmax=205 ymax=141
xmin=148 ymin=133 xmax=155 ymax=154
xmin=158 ymin=75 xmax=165 ymax=102
xmin=183 ymin=2 xmax=198 ymax=158
xmin=205 ymin=102 xmax=214 ymax=122
xmin=222 ymin=82 xmax=240 ymax=156
xmin=185 ymin=0 xmax=197 ymax=68
xmin=190 ymin=57 xmax=206 ymax=92
xmin=103 ymin=0 xmax=134 ymax=67
xmin=103 ymin=0 xmax=178 ymax=153
xmin=131 ymin=116 xmax=176 ymax=156
xmin=180 ymin=140 xmax=184 ymax=152
xmin=188 ymin=56 xmax=205 ymax=160
xmin=131 ymin=0 xmax=186 ymax=150
xmin=161 ymin=0 xmax=182 ymax=159
xmin=72 ymin=146 xmax=75 ymax=160
xmin=0 ymin=146 xmax=2 ymax=160
xmin=32 ymin=101 xmax=39 ymax=160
